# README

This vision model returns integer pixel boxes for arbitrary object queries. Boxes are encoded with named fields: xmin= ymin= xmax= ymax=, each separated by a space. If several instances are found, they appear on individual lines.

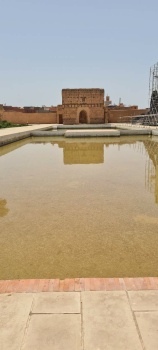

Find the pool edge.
xmin=0 ymin=277 xmax=158 ymax=293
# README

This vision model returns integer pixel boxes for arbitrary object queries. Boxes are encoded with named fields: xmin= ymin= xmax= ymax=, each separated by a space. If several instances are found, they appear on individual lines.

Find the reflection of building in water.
xmin=32 ymin=137 xmax=158 ymax=203
xmin=63 ymin=143 xmax=104 ymax=164
xmin=57 ymin=142 xmax=104 ymax=164
xmin=51 ymin=138 xmax=138 ymax=165
xmin=143 ymin=140 xmax=158 ymax=204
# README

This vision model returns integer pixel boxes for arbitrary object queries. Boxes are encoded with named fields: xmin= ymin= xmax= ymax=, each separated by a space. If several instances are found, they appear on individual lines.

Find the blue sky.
xmin=0 ymin=0 xmax=157 ymax=108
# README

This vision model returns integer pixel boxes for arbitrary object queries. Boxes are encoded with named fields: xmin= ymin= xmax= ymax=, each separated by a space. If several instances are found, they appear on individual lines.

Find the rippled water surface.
xmin=0 ymin=136 xmax=158 ymax=279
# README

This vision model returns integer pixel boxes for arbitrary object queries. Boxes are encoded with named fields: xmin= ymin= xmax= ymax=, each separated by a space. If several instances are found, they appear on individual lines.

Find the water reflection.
xmin=143 ymin=139 xmax=158 ymax=204
xmin=0 ymin=138 xmax=29 ymax=157
xmin=52 ymin=137 xmax=158 ymax=204
xmin=0 ymin=199 xmax=9 ymax=217
xmin=50 ymin=137 xmax=140 ymax=165
xmin=57 ymin=139 xmax=158 ymax=204
xmin=0 ymin=136 xmax=158 ymax=204
xmin=58 ymin=141 xmax=104 ymax=164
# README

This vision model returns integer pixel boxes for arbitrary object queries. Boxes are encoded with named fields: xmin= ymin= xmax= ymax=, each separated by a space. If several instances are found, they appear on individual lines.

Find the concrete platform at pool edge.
xmin=0 ymin=124 xmax=53 ymax=146
xmin=1 ymin=124 xmax=158 ymax=146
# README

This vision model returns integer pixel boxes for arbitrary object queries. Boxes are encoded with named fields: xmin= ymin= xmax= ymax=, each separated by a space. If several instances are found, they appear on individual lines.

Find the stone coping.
xmin=0 ymin=124 xmax=158 ymax=146
xmin=65 ymin=129 xmax=120 ymax=137
xmin=1 ymin=278 xmax=158 ymax=293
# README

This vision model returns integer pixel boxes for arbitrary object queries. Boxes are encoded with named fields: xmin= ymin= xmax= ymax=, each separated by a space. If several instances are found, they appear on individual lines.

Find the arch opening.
xmin=79 ymin=110 xmax=88 ymax=124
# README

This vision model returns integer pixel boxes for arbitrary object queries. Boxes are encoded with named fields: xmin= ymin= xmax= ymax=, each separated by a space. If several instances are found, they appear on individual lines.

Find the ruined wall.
xmin=62 ymin=89 xmax=105 ymax=124
xmin=62 ymin=88 xmax=104 ymax=104
xmin=0 ymin=111 xmax=57 ymax=124
xmin=62 ymin=107 xmax=77 ymax=125
xmin=90 ymin=107 xmax=105 ymax=124
xmin=107 ymin=109 xmax=147 ymax=123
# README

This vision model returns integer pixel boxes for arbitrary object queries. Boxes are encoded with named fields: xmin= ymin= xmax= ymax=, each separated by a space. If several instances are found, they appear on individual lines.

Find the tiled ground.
xmin=1 ymin=289 xmax=158 ymax=349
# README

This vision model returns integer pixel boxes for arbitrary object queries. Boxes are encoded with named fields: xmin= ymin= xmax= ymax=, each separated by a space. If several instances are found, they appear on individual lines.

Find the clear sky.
xmin=0 ymin=0 xmax=158 ymax=108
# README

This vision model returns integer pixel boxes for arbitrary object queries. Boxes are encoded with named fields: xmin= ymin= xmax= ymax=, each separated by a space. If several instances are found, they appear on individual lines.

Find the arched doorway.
xmin=79 ymin=110 xmax=88 ymax=124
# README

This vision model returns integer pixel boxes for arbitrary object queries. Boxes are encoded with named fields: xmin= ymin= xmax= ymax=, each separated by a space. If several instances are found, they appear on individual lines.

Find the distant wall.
xmin=0 ymin=108 xmax=147 ymax=125
xmin=108 ymin=109 xmax=147 ymax=123
xmin=0 ymin=111 xmax=57 ymax=124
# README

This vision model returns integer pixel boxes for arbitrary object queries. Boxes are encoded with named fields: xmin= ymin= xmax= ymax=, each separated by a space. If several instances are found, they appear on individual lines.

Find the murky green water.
xmin=0 ymin=136 xmax=158 ymax=279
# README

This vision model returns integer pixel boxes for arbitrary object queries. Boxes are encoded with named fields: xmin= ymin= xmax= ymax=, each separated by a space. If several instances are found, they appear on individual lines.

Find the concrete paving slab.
xmin=128 ymin=291 xmax=158 ymax=311
xmin=22 ymin=314 xmax=81 ymax=350
xmin=0 ymin=293 xmax=33 ymax=350
xmin=32 ymin=292 xmax=80 ymax=314
xmin=152 ymin=129 xmax=158 ymax=136
xmin=135 ymin=311 xmax=158 ymax=350
xmin=82 ymin=291 xmax=142 ymax=350
xmin=31 ymin=130 xmax=65 ymax=136
xmin=120 ymin=129 xmax=151 ymax=135
xmin=57 ymin=124 xmax=112 ymax=129
xmin=65 ymin=129 xmax=120 ymax=138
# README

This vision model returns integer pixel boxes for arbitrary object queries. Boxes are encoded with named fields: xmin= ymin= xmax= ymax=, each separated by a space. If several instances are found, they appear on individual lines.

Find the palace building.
xmin=57 ymin=88 xmax=105 ymax=125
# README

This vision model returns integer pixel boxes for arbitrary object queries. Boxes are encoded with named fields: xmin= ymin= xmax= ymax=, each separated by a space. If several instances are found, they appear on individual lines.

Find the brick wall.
xmin=0 ymin=111 xmax=57 ymax=124
xmin=62 ymin=88 xmax=104 ymax=105
xmin=108 ymin=109 xmax=147 ymax=123
xmin=90 ymin=107 xmax=105 ymax=123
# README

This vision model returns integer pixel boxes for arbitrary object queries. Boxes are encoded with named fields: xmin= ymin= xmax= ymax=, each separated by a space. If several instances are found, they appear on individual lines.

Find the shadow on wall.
xmin=0 ymin=199 xmax=9 ymax=217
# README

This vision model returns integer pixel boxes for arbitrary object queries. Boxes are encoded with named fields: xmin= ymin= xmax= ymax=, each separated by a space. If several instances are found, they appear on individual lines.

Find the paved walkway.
xmin=1 ymin=279 xmax=158 ymax=349
xmin=0 ymin=124 xmax=53 ymax=137
xmin=1 ymin=289 xmax=158 ymax=350
xmin=0 ymin=124 xmax=52 ymax=146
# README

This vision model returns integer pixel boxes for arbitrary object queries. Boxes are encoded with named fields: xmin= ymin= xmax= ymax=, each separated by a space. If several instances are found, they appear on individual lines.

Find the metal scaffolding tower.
xmin=143 ymin=62 xmax=158 ymax=126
